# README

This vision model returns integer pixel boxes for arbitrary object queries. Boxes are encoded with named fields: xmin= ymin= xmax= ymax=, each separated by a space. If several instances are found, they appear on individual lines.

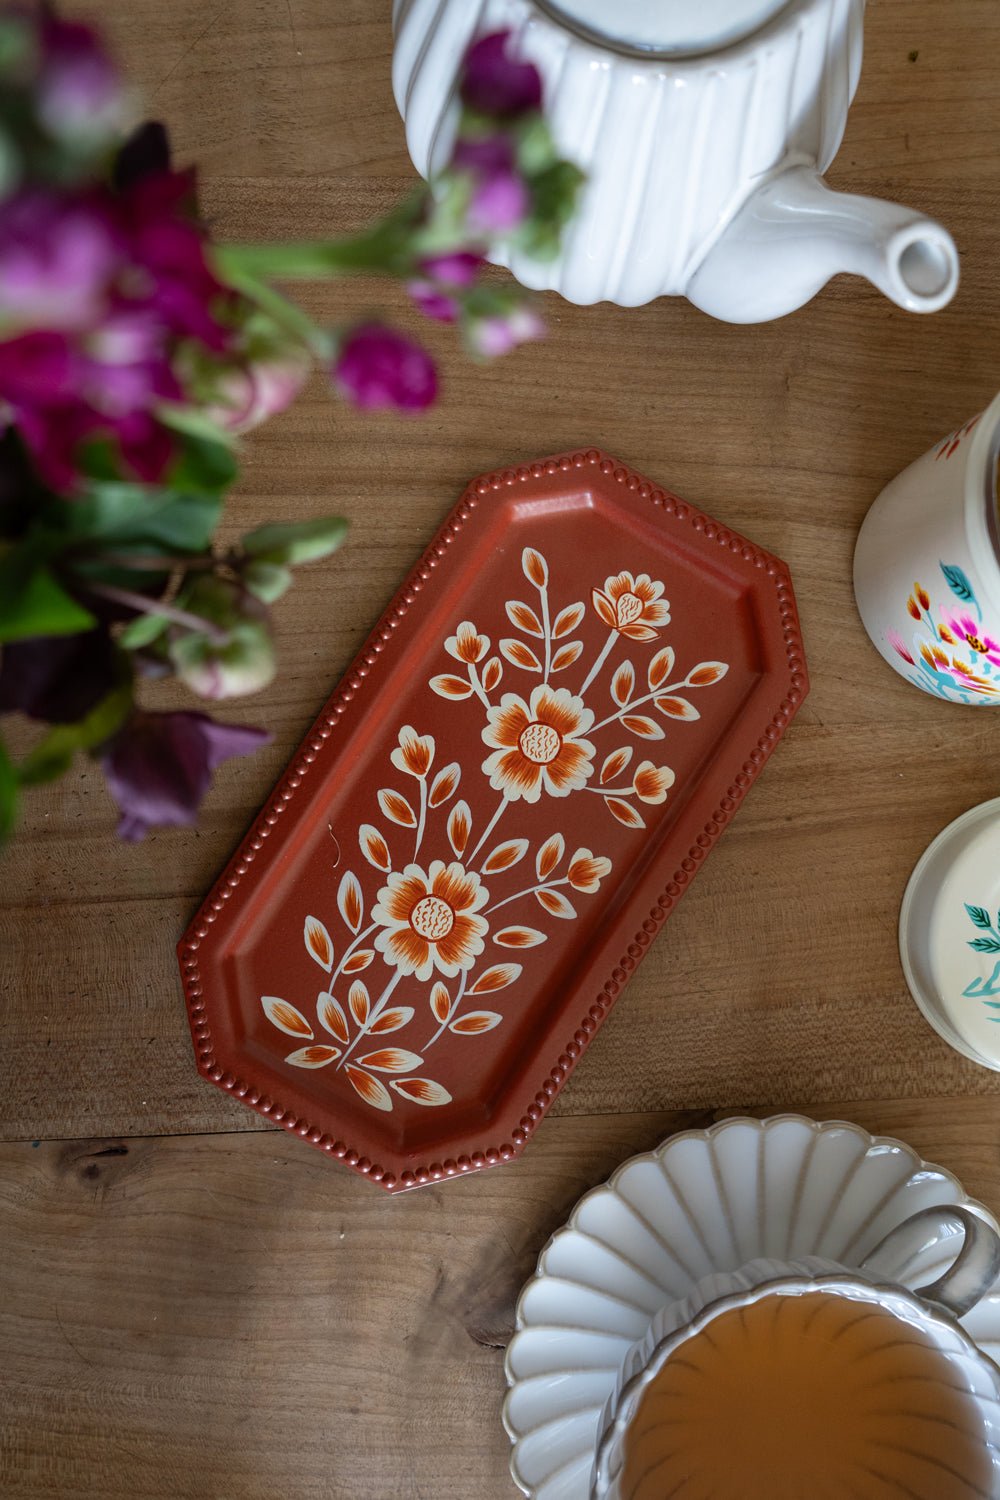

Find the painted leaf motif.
xmin=494 ymin=926 xmax=546 ymax=948
xmin=591 ymin=588 xmax=616 ymax=629
xmin=348 ymin=981 xmax=370 ymax=1026
xmin=359 ymin=1048 xmax=424 ymax=1073
xmin=536 ymin=832 xmax=564 ymax=880
xmin=481 ymin=656 xmax=503 ymax=692
xmin=482 ymin=838 xmax=529 ymax=875
xmin=506 ymin=600 xmax=543 ymax=637
xmin=370 ymin=1006 xmax=415 ymax=1035
xmin=612 ymin=661 xmax=635 ymax=707
xmin=648 ymin=646 xmax=676 ymax=690
xmin=536 ymin=887 xmax=577 ymax=919
xmin=285 ymin=1045 xmax=340 ymax=1068
xmin=655 ymin=696 xmax=700 ymax=721
xmin=469 ymin=963 xmax=523 ymax=994
xmin=523 ymin=547 xmax=548 ymax=589
xmin=430 ymin=982 xmax=451 ymax=1023
xmin=337 ymin=871 xmax=363 ymax=934
xmin=450 ymin=1011 xmax=503 ymax=1034
xmin=304 ymin=915 xmax=334 ymax=972
xmin=622 ymin=714 xmax=665 ymax=739
xmin=262 ymin=996 xmax=313 ymax=1039
xmin=345 ymin=1066 xmax=392 ymax=1111
xmin=970 ymin=938 xmax=1000 ymax=954
xmin=553 ymin=602 xmax=585 ymax=639
xmin=378 ymin=788 xmax=417 ymax=827
xmin=966 ymin=904 xmax=992 ymax=929
xmin=359 ymin=823 xmax=391 ymax=872
xmin=607 ymin=797 xmax=645 ymax=829
xmin=942 ymin=563 xmax=977 ymax=606
xmin=500 ymin=638 xmax=542 ymax=672
xmin=429 ymin=762 xmax=461 ymax=809
xmin=448 ymin=800 xmax=471 ymax=857
xmin=318 ymin=992 xmax=349 ymax=1044
xmin=551 ymin=641 xmax=583 ymax=673
xmin=430 ymin=673 xmax=474 ymax=700
xmin=687 ymin=661 xmax=729 ymax=687
xmin=600 ymin=746 xmax=633 ymax=785
xmin=390 ymin=1078 xmax=453 ymax=1107
xmin=343 ymin=949 xmax=374 ymax=973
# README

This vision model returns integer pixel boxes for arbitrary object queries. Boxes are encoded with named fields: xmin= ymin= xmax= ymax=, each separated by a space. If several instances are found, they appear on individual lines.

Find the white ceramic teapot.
xmin=392 ymin=0 xmax=960 ymax=322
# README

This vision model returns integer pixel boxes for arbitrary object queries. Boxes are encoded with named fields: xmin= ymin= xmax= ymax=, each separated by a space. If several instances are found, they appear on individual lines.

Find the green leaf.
xmin=69 ymin=482 xmax=223 ymax=555
xmin=243 ymin=560 xmax=293 ymax=604
xmin=969 ymin=937 xmax=1000 ymax=954
xmin=0 ymin=737 xmax=17 ymax=847
xmin=0 ymin=554 xmax=96 ymax=642
xmin=241 ymin=516 xmax=348 ymax=566
xmin=168 ymin=430 xmax=238 ymax=493
xmin=119 ymin=611 xmax=171 ymax=650
xmin=158 ymin=405 xmax=238 ymax=454
xmin=17 ymin=679 xmax=133 ymax=787
xmin=966 ymin=904 xmax=993 ymax=930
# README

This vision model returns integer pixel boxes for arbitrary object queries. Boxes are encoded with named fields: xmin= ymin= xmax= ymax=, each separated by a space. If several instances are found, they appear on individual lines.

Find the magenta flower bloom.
xmin=468 ymin=169 xmax=529 ymax=235
xmin=461 ymin=32 xmax=543 ymax=118
xmin=101 ymin=711 xmax=271 ymax=841
xmin=418 ymin=252 xmax=483 ymax=287
xmin=467 ymin=304 xmax=545 ymax=358
xmin=942 ymin=612 xmax=1000 ymax=668
xmin=0 ymin=191 xmax=121 ymax=333
xmin=333 ymin=324 xmax=437 ymax=412
xmin=37 ymin=16 xmax=125 ymax=142
xmin=408 ymin=251 xmax=485 ymax=323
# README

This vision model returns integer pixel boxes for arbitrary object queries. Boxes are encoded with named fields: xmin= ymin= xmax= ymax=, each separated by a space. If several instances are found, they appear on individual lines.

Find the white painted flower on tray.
xmin=372 ymin=860 xmax=489 ymax=980
xmin=482 ymin=685 xmax=595 ymax=802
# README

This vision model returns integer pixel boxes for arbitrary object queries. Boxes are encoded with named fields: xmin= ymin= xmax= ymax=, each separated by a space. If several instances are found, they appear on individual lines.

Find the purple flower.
xmin=418 ymin=252 xmax=484 ymax=288
xmin=37 ymin=17 xmax=125 ymax=142
xmin=100 ymin=710 xmax=271 ymax=841
xmin=468 ymin=169 xmax=529 ymax=235
xmin=467 ymin=304 xmax=545 ymax=358
xmin=0 ymin=191 xmax=121 ymax=333
xmin=333 ymin=324 xmax=437 ymax=412
xmin=407 ymin=281 xmax=460 ymax=323
xmin=461 ymin=32 xmax=543 ymax=119
xmin=0 ymin=629 xmax=119 ymax=723
xmin=451 ymin=135 xmax=516 ymax=176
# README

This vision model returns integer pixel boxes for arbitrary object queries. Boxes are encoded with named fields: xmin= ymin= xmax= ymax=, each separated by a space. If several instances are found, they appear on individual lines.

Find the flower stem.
xmin=469 ymin=663 xmax=492 ymax=709
xmin=89 ymin=582 xmax=229 ymax=644
xmin=579 ymin=629 xmax=618 ymax=695
xmin=589 ymin=677 xmax=690 ymax=734
xmin=469 ymin=796 xmax=508 ymax=866
xmin=331 ymin=922 xmax=378 ymax=985
xmin=423 ymin=970 xmax=468 ymax=1051
xmin=414 ymin=778 xmax=428 ymax=861
xmin=336 ymin=969 xmax=404 ymax=1071
xmin=540 ymin=586 xmax=551 ymax=682
xmin=484 ymin=875 xmax=570 ymax=917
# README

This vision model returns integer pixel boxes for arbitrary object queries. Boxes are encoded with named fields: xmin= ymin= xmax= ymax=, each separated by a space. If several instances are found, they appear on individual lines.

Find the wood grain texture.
xmin=3 ymin=0 xmax=1000 ymax=1494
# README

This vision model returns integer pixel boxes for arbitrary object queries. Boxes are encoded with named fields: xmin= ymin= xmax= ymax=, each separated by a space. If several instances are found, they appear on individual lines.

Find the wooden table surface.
xmin=3 ymin=1 xmax=1000 ymax=1495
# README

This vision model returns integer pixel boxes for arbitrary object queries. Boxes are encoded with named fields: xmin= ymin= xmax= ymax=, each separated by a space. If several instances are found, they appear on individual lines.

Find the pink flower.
xmin=101 ymin=711 xmax=271 ymax=841
xmin=942 ymin=612 xmax=1000 ymax=669
xmin=408 ymin=252 xmax=485 ymax=324
xmin=333 ymin=324 xmax=437 ymax=412
xmin=419 ymin=253 xmax=483 ymax=287
xmin=460 ymin=32 xmax=543 ymax=119
xmin=469 ymin=170 xmax=529 ymax=236
xmin=0 ymin=191 xmax=121 ymax=333
xmin=202 ymin=347 xmax=312 ymax=434
xmin=36 ymin=16 xmax=125 ymax=142
xmin=116 ymin=169 xmax=229 ymax=351
xmin=466 ymin=304 xmax=545 ymax=358
xmin=886 ymin=629 xmax=915 ymax=665
xmin=407 ymin=282 xmax=460 ymax=324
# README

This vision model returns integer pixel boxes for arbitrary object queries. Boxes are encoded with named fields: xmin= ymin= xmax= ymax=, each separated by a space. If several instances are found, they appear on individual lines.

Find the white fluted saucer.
xmin=502 ymin=1115 xmax=1000 ymax=1500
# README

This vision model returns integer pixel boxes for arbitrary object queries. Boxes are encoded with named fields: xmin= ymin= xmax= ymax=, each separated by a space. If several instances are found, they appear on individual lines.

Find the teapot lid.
xmin=536 ymin=0 xmax=794 ymax=56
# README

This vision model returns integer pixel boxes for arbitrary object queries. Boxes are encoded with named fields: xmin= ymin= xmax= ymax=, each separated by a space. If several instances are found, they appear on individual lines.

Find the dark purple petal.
xmin=333 ymin=324 xmax=437 ymax=413
xmin=114 ymin=412 xmax=175 ymax=482
xmin=101 ymin=710 xmax=271 ymax=840
xmin=113 ymin=121 xmax=172 ymax=192
xmin=0 ymin=629 xmax=119 ymax=723
xmin=460 ymin=32 xmax=543 ymax=119
xmin=451 ymin=134 xmax=516 ymax=175
xmin=0 ymin=190 xmax=121 ymax=333
xmin=408 ymin=280 xmax=460 ymax=324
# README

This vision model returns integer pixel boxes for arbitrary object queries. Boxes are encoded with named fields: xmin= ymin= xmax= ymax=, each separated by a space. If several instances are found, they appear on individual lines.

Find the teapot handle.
xmin=861 ymin=1205 xmax=1000 ymax=1318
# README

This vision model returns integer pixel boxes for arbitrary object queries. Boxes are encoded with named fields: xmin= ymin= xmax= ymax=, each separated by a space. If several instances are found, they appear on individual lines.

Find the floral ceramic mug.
xmin=854 ymin=392 xmax=1000 ymax=703
xmin=591 ymin=1205 xmax=1000 ymax=1500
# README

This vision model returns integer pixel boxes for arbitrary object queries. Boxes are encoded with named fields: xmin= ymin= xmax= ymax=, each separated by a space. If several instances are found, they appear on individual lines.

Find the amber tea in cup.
xmin=619 ymin=1288 xmax=993 ymax=1500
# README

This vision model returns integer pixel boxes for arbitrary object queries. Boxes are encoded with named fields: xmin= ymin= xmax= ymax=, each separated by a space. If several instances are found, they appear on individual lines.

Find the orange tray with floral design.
xmin=178 ymin=450 xmax=807 ymax=1191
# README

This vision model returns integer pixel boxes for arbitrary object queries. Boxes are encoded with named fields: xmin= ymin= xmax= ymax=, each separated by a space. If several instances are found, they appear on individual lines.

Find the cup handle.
xmin=861 ymin=1205 xmax=1000 ymax=1318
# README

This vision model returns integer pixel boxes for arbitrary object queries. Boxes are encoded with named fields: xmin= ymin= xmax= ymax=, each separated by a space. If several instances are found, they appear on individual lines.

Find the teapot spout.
xmin=686 ymin=165 xmax=959 ymax=323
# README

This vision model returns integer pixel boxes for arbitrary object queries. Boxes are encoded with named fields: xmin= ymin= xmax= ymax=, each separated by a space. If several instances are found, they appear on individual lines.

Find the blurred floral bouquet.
xmin=0 ymin=10 xmax=582 ymax=845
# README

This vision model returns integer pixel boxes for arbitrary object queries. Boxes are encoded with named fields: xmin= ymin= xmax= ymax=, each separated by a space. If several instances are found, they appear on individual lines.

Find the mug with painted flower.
xmin=854 ymin=392 xmax=1000 ymax=703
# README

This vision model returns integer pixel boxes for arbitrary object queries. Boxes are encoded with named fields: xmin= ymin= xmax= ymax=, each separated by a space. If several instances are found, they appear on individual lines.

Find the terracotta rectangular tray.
xmin=178 ymin=450 xmax=807 ymax=1191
